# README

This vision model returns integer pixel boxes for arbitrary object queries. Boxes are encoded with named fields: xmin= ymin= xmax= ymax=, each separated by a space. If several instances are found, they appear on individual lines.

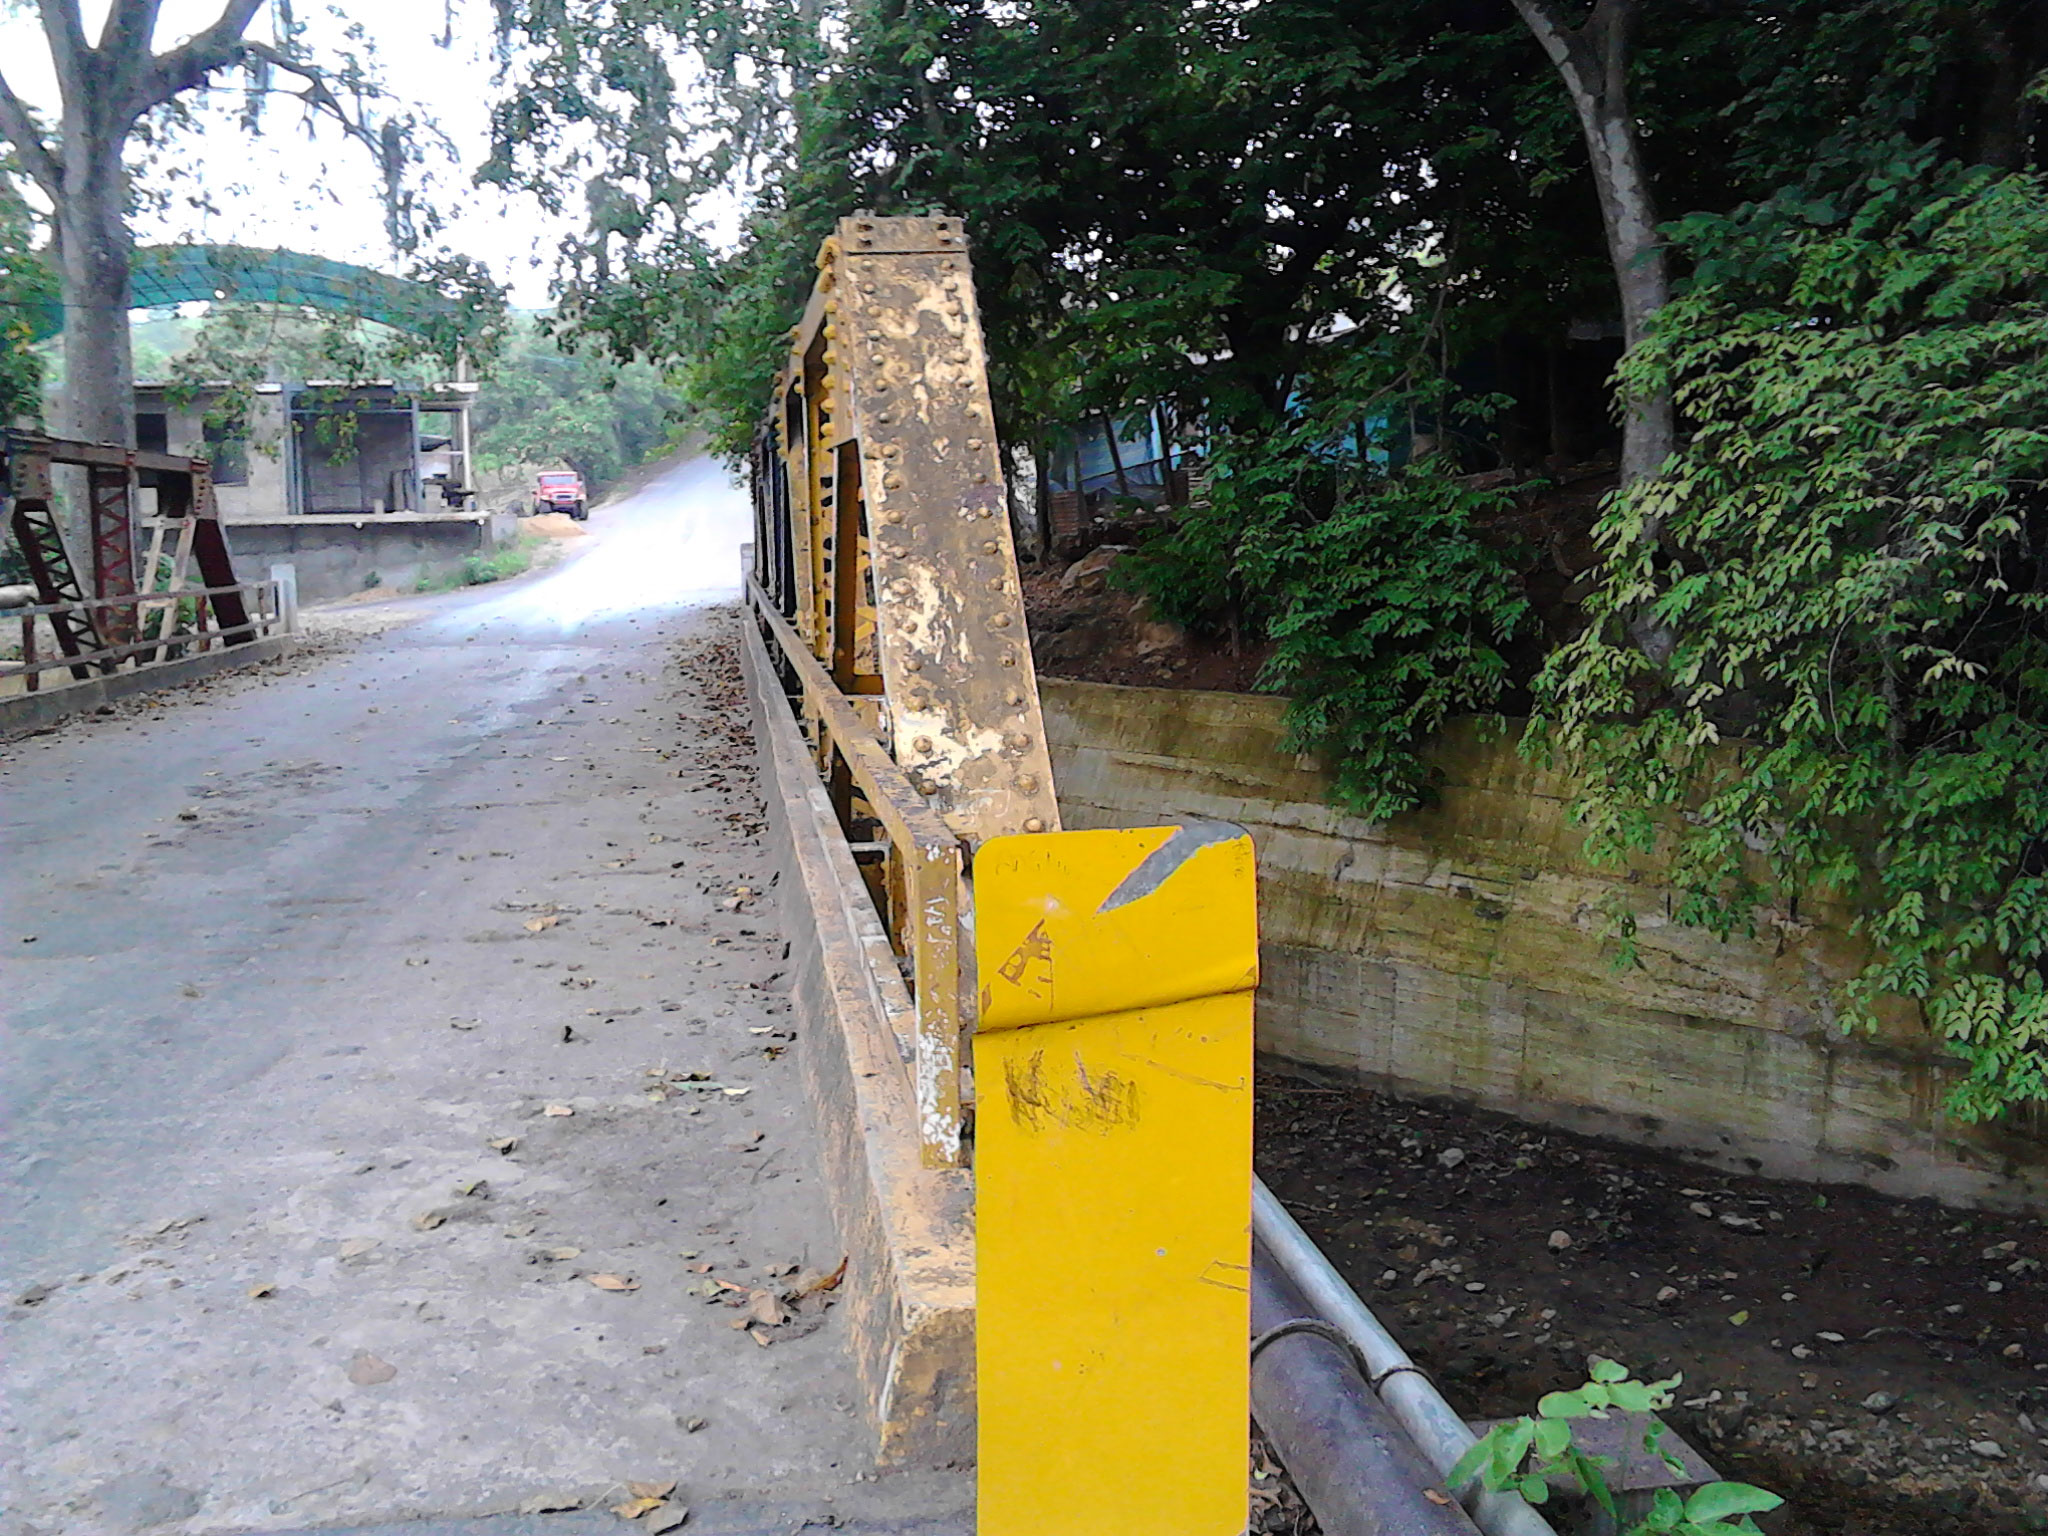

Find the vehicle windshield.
xmin=539 ymin=473 xmax=579 ymax=486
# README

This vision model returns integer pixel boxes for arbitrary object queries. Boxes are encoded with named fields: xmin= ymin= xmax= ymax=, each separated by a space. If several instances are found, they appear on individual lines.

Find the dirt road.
xmin=0 ymin=457 xmax=969 ymax=1536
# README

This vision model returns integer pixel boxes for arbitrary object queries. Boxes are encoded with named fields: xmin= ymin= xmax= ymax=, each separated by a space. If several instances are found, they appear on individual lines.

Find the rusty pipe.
xmin=1252 ymin=1241 xmax=1483 ymax=1536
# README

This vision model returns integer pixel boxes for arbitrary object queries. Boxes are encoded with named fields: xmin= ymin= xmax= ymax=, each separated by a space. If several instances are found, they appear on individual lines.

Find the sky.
xmin=1 ymin=0 xmax=594 ymax=309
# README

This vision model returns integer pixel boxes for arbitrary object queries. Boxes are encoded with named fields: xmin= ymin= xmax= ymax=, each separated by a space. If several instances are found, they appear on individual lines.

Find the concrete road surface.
xmin=0 ymin=457 xmax=970 ymax=1536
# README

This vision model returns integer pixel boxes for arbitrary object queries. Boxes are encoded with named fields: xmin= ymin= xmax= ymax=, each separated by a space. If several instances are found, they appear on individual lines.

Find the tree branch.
xmin=38 ymin=0 xmax=91 ymax=113
xmin=99 ymin=0 xmax=167 ymax=70
xmin=131 ymin=0 xmax=266 ymax=115
xmin=234 ymin=40 xmax=385 ymax=158
xmin=0 ymin=71 xmax=63 ymax=197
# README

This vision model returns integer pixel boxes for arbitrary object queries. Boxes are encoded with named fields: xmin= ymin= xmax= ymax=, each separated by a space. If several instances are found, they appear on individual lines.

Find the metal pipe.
xmin=1253 ymin=1241 xmax=1482 ymax=1536
xmin=1254 ymin=1178 xmax=1558 ymax=1536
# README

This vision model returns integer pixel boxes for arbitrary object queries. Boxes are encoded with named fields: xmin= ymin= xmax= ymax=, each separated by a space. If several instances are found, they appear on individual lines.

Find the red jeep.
xmin=532 ymin=470 xmax=587 ymax=520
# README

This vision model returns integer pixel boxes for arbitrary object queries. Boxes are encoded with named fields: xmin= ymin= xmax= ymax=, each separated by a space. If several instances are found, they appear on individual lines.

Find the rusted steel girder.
xmin=766 ymin=213 xmax=1061 ymax=849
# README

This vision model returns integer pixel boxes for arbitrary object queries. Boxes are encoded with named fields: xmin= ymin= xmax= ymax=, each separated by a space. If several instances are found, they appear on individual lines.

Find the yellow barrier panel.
xmin=974 ymin=823 xmax=1258 ymax=1536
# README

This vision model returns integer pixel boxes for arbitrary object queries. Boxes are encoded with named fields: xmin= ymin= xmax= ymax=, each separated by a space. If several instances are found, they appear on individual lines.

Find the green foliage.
xmin=469 ymin=318 xmax=686 ymax=490
xmin=1535 ymin=149 xmax=2048 ymax=1120
xmin=1123 ymin=345 xmax=1531 ymax=821
xmin=1448 ymin=1359 xmax=1782 ymax=1535
xmin=415 ymin=533 xmax=545 ymax=593
xmin=0 ymin=162 xmax=52 ymax=424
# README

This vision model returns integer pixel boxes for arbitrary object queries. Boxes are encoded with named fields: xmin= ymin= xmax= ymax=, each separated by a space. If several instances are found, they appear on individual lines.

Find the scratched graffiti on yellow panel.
xmin=974 ymin=824 xmax=1257 ymax=1536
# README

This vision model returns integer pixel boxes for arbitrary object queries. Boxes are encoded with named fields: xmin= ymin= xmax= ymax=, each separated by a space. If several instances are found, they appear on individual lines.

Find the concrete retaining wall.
xmin=1040 ymin=678 xmax=2048 ymax=1211
xmin=221 ymin=514 xmax=493 ymax=605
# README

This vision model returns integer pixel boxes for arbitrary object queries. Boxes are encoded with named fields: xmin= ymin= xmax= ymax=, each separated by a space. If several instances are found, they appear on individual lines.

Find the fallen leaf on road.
xmin=247 ymin=1283 xmax=276 ymax=1299
xmin=790 ymin=1258 xmax=849 ymax=1300
xmin=543 ymin=1103 xmax=575 ymax=1117
xmin=612 ymin=1498 xmax=664 ymax=1520
xmin=743 ymin=1288 xmax=786 ymax=1327
xmin=337 ymin=1238 xmax=379 ymax=1260
xmin=645 ymin=1504 xmax=689 ymax=1534
xmin=721 ymin=1087 xmax=751 ymax=1099
xmin=346 ymin=1351 xmax=397 ymax=1386
xmin=455 ymin=1179 xmax=489 ymax=1198
xmin=746 ymin=1327 xmax=772 ymax=1348
xmin=411 ymin=1209 xmax=450 ymax=1231
xmin=543 ymin=1246 xmax=582 ymax=1261
xmin=686 ymin=1262 xmax=713 ymax=1274
xmin=589 ymin=1273 xmax=639 ymax=1292
xmin=1424 ymin=1489 xmax=1452 ymax=1507
xmin=628 ymin=1480 xmax=679 ymax=1501
xmin=525 ymin=915 xmax=560 ymax=933
xmin=488 ymin=1136 xmax=519 ymax=1153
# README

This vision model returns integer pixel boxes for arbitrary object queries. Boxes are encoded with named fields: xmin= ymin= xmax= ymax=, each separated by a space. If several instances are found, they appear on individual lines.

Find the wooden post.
xmin=22 ymin=616 xmax=36 ymax=692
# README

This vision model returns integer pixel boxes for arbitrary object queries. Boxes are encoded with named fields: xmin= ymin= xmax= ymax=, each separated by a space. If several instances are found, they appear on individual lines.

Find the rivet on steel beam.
xmin=913 ymin=736 xmax=934 ymax=753
xmin=983 ymin=541 xmax=999 ymax=555
xmin=1023 ymin=817 xmax=1046 ymax=833
xmin=904 ymin=657 xmax=923 ymax=672
xmin=884 ymin=473 xmax=906 ymax=489
xmin=1018 ymin=775 xmax=1040 ymax=794
xmin=891 ymin=578 xmax=913 ymax=595
xmin=992 ymin=614 xmax=1012 ymax=628
xmin=861 ymin=283 xmax=877 ymax=293
xmin=919 ymin=782 xmax=939 ymax=795
xmin=975 ymin=473 xmax=991 ymax=484
xmin=884 ymin=510 xmax=905 ymax=524
xmin=1006 ymin=732 xmax=1032 ymax=750
xmin=967 ymin=438 xmax=985 ymax=449
xmin=999 ymin=652 xmax=1017 ymax=667
xmin=909 ymin=691 xmax=930 ymax=708
xmin=882 ymin=444 xmax=902 ymax=458
xmin=1005 ymin=688 xmax=1024 ymax=705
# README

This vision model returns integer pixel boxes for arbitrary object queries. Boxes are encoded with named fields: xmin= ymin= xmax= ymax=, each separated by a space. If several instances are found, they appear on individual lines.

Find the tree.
xmin=0 ymin=0 xmax=426 ymax=457
xmin=0 ymin=154 xmax=53 ymax=425
xmin=1508 ymin=0 xmax=1672 ymax=491
xmin=470 ymin=319 xmax=685 ymax=492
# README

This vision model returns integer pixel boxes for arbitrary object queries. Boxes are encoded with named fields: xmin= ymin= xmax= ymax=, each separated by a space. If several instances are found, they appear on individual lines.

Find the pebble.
xmin=1861 ymin=1392 xmax=1898 ymax=1415
xmin=1438 ymin=1148 xmax=1467 ymax=1169
xmin=1969 ymin=1440 xmax=2006 ymax=1460
xmin=1689 ymin=1202 xmax=1715 ymax=1219
xmin=1719 ymin=1213 xmax=1763 ymax=1233
xmin=1547 ymin=1230 xmax=1572 ymax=1252
xmin=1655 ymin=1286 xmax=1680 ymax=1304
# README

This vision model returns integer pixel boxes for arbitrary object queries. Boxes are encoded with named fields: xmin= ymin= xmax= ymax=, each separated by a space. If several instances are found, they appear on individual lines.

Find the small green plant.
xmin=1448 ymin=1358 xmax=1782 ymax=1535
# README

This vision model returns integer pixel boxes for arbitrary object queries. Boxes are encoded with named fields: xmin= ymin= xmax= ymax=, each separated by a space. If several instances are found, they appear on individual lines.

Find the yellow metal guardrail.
xmin=746 ymin=213 xmax=1258 ymax=1534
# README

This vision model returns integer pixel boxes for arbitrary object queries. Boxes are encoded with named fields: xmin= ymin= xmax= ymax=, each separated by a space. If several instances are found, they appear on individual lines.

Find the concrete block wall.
xmin=1039 ymin=678 xmax=2048 ymax=1211
xmin=218 ymin=514 xmax=491 ymax=605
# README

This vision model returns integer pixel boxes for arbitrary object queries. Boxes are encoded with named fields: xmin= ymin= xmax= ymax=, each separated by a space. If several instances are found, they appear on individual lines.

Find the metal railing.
xmin=744 ymin=570 xmax=965 ymax=1167
xmin=2 ymin=579 xmax=287 ymax=692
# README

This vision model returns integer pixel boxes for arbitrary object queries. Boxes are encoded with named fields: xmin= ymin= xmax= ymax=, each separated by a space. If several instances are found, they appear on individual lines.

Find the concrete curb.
xmin=737 ymin=615 xmax=977 ymax=1468
xmin=0 ymin=635 xmax=295 ymax=738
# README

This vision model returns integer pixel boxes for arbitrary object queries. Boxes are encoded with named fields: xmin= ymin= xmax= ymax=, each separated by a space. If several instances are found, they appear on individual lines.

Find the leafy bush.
xmin=1451 ymin=1358 xmax=1781 ymax=1534
xmin=1122 ymin=355 xmax=1531 ymax=821
xmin=1536 ymin=148 xmax=2048 ymax=1119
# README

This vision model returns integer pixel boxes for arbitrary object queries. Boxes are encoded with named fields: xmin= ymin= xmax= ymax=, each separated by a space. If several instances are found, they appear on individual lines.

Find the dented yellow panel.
xmin=974 ymin=825 xmax=1257 ymax=1536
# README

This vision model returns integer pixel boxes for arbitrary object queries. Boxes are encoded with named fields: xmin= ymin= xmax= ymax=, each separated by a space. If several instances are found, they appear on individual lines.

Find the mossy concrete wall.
xmin=1040 ymin=678 xmax=2048 ymax=1211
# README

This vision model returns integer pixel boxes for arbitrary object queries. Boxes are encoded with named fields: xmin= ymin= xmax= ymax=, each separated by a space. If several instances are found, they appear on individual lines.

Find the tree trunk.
xmin=49 ymin=131 xmax=139 ymax=568
xmin=53 ymin=155 xmax=137 ymax=451
xmin=1510 ymin=0 xmax=1673 ymax=490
